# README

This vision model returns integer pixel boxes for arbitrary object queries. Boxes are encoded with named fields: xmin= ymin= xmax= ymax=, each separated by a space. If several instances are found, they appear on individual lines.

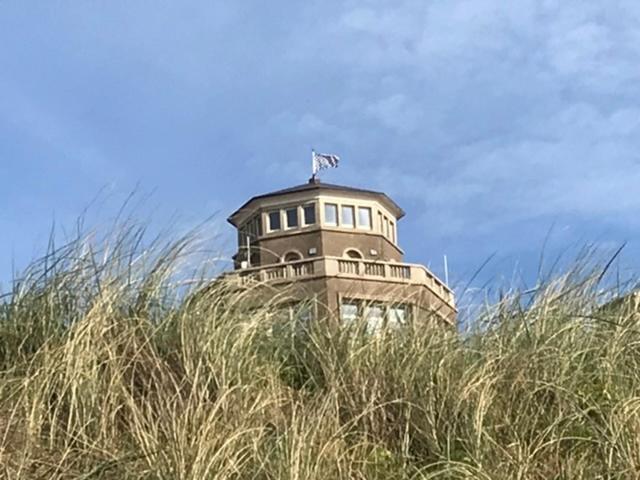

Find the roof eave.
xmin=227 ymin=183 xmax=405 ymax=226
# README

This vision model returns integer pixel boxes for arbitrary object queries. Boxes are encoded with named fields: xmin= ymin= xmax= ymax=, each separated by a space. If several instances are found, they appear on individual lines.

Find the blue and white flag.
xmin=312 ymin=151 xmax=340 ymax=175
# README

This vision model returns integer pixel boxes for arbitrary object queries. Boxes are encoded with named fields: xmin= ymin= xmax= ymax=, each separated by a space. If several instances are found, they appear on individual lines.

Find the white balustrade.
xmin=229 ymin=256 xmax=454 ymax=307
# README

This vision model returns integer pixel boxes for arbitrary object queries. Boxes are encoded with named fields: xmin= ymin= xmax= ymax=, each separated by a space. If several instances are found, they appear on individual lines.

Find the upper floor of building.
xmin=228 ymin=178 xmax=407 ymax=268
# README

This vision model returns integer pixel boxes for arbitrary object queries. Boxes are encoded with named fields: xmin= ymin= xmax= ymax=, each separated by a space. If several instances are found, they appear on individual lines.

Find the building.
xmin=224 ymin=177 xmax=457 ymax=328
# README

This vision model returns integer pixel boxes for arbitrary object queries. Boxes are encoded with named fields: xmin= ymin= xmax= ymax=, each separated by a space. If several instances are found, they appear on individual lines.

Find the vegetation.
xmin=1 ymin=224 xmax=639 ymax=479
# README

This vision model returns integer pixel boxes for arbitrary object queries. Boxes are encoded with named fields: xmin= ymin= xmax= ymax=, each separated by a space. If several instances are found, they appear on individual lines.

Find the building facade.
xmin=224 ymin=178 xmax=457 ymax=327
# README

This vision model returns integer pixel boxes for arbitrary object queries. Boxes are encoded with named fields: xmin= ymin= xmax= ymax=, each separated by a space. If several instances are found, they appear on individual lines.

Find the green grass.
xmin=1 ymin=224 xmax=639 ymax=479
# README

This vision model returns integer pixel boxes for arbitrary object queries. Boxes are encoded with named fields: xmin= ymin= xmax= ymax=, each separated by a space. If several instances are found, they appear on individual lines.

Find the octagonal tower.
xmin=226 ymin=177 xmax=456 ymax=326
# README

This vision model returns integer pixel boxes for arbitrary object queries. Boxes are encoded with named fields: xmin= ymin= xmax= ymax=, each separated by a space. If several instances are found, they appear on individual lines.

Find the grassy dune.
xmin=0 ymin=226 xmax=639 ymax=479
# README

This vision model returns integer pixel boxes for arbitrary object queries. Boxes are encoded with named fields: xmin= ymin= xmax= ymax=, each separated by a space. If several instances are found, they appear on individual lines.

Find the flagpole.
xmin=311 ymin=149 xmax=316 ymax=181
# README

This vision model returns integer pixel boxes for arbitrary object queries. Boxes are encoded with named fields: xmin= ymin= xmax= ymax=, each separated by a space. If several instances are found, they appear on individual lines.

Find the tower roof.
xmin=228 ymin=179 xmax=405 ymax=226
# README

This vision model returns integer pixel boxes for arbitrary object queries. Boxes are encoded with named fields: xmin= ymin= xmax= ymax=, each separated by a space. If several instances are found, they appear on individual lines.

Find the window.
xmin=286 ymin=208 xmax=298 ymax=228
xmin=295 ymin=304 xmax=313 ymax=324
xmin=357 ymin=207 xmax=372 ymax=229
xmin=324 ymin=203 xmax=338 ymax=226
xmin=245 ymin=215 xmax=262 ymax=238
xmin=390 ymin=221 xmax=395 ymax=243
xmin=341 ymin=205 xmax=355 ymax=227
xmin=340 ymin=301 xmax=359 ymax=323
xmin=387 ymin=305 xmax=407 ymax=328
xmin=363 ymin=304 xmax=384 ymax=333
xmin=268 ymin=211 xmax=281 ymax=231
xmin=378 ymin=212 xmax=384 ymax=233
xmin=384 ymin=217 xmax=389 ymax=238
xmin=248 ymin=215 xmax=262 ymax=237
xmin=303 ymin=204 xmax=316 ymax=225
xmin=283 ymin=251 xmax=302 ymax=262
xmin=345 ymin=249 xmax=363 ymax=259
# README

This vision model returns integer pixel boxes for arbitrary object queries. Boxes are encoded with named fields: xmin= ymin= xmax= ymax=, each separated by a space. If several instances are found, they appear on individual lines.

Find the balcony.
xmin=224 ymin=256 xmax=455 ymax=308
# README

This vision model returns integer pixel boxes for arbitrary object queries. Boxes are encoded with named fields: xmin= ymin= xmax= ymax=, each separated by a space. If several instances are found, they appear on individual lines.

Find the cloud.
xmin=373 ymin=100 xmax=640 ymax=239
xmin=365 ymin=94 xmax=423 ymax=134
xmin=2 ymin=0 xmax=640 ymax=283
xmin=274 ymin=0 xmax=640 ymax=249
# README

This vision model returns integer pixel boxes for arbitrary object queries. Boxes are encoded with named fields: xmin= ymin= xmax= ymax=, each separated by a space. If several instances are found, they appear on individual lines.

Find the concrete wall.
xmin=319 ymin=230 xmax=403 ymax=262
xmin=245 ymin=227 xmax=404 ymax=267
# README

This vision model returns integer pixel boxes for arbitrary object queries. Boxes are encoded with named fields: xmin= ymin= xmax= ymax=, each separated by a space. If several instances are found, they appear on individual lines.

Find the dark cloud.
xmin=1 ymin=0 xmax=639 ymax=290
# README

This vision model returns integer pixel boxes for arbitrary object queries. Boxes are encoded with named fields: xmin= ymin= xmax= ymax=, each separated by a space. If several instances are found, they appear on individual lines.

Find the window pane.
xmin=384 ymin=217 xmax=389 ymax=237
xmin=341 ymin=206 xmax=355 ymax=227
xmin=340 ymin=302 xmax=358 ymax=323
xmin=358 ymin=207 xmax=372 ymax=229
xmin=363 ymin=305 xmax=384 ymax=333
xmin=286 ymin=208 xmax=298 ymax=228
xmin=387 ymin=306 xmax=407 ymax=328
xmin=390 ymin=222 xmax=395 ymax=243
xmin=303 ymin=204 xmax=316 ymax=225
xmin=295 ymin=304 xmax=313 ymax=323
xmin=269 ymin=211 xmax=281 ymax=231
xmin=324 ymin=203 xmax=338 ymax=225
xmin=284 ymin=251 xmax=302 ymax=262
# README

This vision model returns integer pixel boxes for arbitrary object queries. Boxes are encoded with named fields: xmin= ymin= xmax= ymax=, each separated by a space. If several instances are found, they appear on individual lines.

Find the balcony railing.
xmin=226 ymin=256 xmax=455 ymax=306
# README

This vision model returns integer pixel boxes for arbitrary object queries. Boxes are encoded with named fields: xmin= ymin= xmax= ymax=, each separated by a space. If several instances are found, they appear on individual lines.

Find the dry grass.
xmin=0 ymin=224 xmax=638 ymax=479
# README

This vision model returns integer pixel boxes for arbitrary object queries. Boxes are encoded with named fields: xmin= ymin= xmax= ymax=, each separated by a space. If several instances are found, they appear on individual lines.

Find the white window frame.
xmin=357 ymin=206 xmax=372 ymax=230
xmin=341 ymin=205 xmax=355 ymax=228
xmin=285 ymin=207 xmax=299 ymax=229
xmin=268 ymin=210 xmax=282 ymax=232
xmin=302 ymin=203 xmax=317 ymax=226
xmin=324 ymin=203 xmax=338 ymax=226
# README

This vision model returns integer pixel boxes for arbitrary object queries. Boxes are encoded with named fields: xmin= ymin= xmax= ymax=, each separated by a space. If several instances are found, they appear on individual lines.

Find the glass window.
xmin=378 ymin=212 xmax=384 ymax=233
xmin=340 ymin=301 xmax=359 ymax=323
xmin=303 ymin=204 xmax=316 ymax=225
xmin=363 ymin=304 xmax=384 ymax=333
xmin=357 ymin=207 xmax=372 ymax=229
xmin=341 ymin=205 xmax=355 ymax=227
xmin=384 ymin=217 xmax=389 ymax=238
xmin=286 ymin=207 xmax=298 ymax=228
xmin=284 ymin=251 xmax=302 ymax=262
xmin=268 ymin=211 xmax=281 ymax=231
xmin=345 ymin=249 xmax=363 ymax=259
xmin=324 ymin=203 xmax=338 ymax=226
xmin=390 ymin=221 xmax=395 ymax=243
xmin=387 ymin=305 xmax=407 ymax=328
xmin=295 ymin=304 xmax=313 ymax=324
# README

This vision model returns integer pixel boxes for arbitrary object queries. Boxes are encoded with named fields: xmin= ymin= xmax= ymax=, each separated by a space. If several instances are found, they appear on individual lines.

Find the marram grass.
xmin=0 ymin=226 xmax=639 ymax=479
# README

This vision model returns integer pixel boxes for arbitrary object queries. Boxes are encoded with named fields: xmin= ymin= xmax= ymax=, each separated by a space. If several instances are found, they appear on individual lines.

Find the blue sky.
xmin=1 ymin=1 xmax=639 ymax=295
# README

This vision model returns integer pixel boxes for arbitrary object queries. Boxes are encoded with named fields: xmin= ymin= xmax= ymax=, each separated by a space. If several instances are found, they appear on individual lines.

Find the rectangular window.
xmin=324 ymin=203 xmax=338 ymax=226
xmin=387 ymin=305 xmax=407 ymax=328
xmin=390 ymin=221 xmax=395 ymax=243
xmin=357 ymin=207 xmax=372 ymax=229
xmin=378 ymin=212 xmax=384 ymax=233
xmin=340 ymin=300 xmax=359 ymax=323
xmin=286 ymin=207 xmax=298 ymax=228
xmin=363 ymin=304 xmax=384 ymax=333
xmin=341 ymin=205 xmax=355 ymax=227
xmin=303 ymin=204 xmax=316 ymax=225
xmin=268 ymin=211 xmax=281 ymax=231
xmin=384 ymin=217 xmax=389 ymax=238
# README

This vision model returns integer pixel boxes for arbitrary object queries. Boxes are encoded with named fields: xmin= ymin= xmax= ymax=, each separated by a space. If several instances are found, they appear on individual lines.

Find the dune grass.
xmin=0 ymin=224 xmax=639 ymax=479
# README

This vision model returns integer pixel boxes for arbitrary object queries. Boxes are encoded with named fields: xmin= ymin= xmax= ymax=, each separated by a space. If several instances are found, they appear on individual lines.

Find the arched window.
xmin=345 ymin=249 xmax=363 ymax=259
xmin=283 ymin=251 xmax=302 ymax=262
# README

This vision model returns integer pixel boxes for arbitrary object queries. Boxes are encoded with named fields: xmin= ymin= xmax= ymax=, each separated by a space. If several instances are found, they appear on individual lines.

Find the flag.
xmin=313 ymin=151 xmax=340 ymax=175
